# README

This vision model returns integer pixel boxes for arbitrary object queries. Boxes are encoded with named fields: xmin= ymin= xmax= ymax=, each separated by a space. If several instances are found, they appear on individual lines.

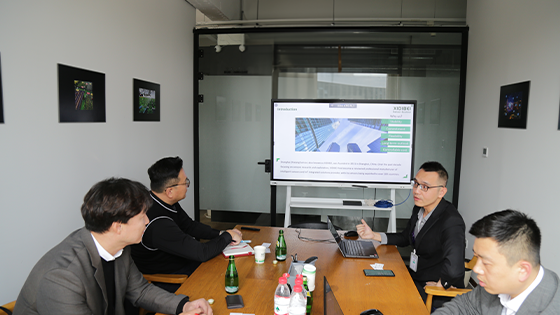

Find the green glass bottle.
xmin=303 ymin=276 xmax=313 ymax=315
xmin=225 ymin=255 xmax=239 ymax=293
xmin=275 ymin=230 xmax=287 ymax=261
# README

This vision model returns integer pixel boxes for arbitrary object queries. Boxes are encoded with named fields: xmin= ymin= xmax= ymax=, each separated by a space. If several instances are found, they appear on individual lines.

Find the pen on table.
xmin=240 ymin=240 xmax=251 ymax=243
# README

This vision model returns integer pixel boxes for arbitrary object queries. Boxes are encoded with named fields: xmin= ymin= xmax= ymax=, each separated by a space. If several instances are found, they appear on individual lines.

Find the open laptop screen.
xmin=324 ymin=276 xmax=345 ymax=315
xmin=327 ymin=217 xmax=343 ymax=244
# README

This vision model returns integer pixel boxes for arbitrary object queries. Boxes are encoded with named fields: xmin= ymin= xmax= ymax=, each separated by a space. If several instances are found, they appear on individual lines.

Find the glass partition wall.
xmin=194 ymin=27 xmax=468 ymax=225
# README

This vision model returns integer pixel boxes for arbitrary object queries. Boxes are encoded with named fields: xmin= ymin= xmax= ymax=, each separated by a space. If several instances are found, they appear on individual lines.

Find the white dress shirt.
xmin=499 ymin=265 xmax=544 ymax=315
xmin=91 ymin=233 xmax=123 ymax=262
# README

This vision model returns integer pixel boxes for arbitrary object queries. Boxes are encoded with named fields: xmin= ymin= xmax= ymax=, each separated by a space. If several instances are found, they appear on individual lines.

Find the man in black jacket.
xmin=357 ymin=161 xmax=465 ymax=304
xmin=131 ymin=157 xmax=242 ymax=291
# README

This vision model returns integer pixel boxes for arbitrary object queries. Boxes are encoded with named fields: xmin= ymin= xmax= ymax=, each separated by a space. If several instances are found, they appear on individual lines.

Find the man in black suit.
xmin=357 ymin=161 xmax=465 ymax=304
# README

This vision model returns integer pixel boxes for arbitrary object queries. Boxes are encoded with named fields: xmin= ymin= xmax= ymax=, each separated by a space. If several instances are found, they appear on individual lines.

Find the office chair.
xmin=425 ymin=256 xmax=478 ymax=312
xmin=139 ymin=274 xmax=188 ymax=315
xmin=142 ymin=274 xmax=188 ymax=285
xmin=0 ymin=301 xmax=15 ymax=315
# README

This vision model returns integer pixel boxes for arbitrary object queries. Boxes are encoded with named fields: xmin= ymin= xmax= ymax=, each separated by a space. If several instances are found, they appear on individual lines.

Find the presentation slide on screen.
xmin=272 ymin=101 xmax=415 ymax=184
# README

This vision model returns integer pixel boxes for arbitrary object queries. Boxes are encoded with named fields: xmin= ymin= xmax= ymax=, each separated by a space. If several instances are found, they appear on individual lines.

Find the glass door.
xmin=195 ymin=28 xmax=467 ymax=223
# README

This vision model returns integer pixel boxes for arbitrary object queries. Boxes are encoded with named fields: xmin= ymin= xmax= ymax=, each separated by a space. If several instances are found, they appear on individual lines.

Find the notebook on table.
xmin=222 ymin=243 xmax=254 ymax=258
xmin=328 ymin=217 xmax=379 ymax=258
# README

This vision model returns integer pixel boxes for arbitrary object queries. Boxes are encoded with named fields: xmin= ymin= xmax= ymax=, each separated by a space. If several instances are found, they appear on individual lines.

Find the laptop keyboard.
xmin=342 ymin=240 xmax=365 ymax=256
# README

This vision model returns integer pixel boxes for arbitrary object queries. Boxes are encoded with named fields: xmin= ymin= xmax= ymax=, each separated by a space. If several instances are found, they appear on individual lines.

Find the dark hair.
xmin=419 ymin=161 xmax=449 ymax=186
xmin=470 ymin=210 xmax=541 ymax=266
xmin=148 ymin=156 xmax=183 ymax=193
xmin=81 ymin=178 xmax=152 ymax=233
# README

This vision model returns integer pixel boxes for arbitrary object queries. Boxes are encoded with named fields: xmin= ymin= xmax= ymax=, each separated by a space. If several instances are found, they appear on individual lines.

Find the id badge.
xmin=410 ymin=250 xmax=418 ymax=272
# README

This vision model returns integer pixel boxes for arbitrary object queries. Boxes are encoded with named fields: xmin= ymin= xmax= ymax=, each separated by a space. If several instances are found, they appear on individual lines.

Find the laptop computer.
xmin=324 ymin=276 xmax=345 ymax=315
xmin=327 ymin=216 xmax=379 ymax=258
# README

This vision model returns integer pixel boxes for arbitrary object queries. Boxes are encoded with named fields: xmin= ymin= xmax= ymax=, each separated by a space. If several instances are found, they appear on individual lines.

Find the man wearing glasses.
xmin=131 ymin=157 xmax=242 ymax=292
xmin=357 ymin=161 xmax=466 ymax=307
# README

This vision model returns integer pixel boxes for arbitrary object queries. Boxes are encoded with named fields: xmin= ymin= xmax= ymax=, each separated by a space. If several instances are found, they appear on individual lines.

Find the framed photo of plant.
xmin=58 ymin=64 xmax=106 ymax=123
xmin=133 ymin=79 xmax=160 ymax=122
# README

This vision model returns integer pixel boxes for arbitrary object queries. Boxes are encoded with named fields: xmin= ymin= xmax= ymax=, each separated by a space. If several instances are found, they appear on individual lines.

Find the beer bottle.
xmin=303 ymin=276 xmax=313 ymax=315
xmin=276 ymin=230 xmax=287 ymax=261
xmin=225 ymin=255 xmax=239 ymax=293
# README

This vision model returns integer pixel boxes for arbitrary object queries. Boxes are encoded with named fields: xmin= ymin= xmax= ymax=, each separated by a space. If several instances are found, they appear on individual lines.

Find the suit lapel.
xmin=516 ymin=267 xmax=556 ymax=314
xmin=114 ymin=250 xmax=128 ymax=315
xmin=81 ymin=228 xmax=109 ymax=315
xmin=408 ymin=207 xmax=420 ymax=244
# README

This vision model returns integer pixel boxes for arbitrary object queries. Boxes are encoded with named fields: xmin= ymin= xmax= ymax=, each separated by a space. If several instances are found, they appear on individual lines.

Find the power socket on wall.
xmin=482 ymin=147 xmax=489 ymax=157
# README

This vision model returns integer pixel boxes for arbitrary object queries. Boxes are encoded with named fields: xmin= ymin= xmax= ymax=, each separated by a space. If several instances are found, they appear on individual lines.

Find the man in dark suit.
xmin=13 ymin=178 xmax=212 ymax=315
xmin=434 ymin=210 xmax=560 ymax=314
xmin=357 ymin=161 xmax=466 ymax=304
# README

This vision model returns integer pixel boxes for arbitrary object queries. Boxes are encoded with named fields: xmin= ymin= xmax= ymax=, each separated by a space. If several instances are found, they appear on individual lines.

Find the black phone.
xmin=363 ymin=269 xmax=395 ymax=277
xmin=225 ymin=295 xmax=244 ymax=309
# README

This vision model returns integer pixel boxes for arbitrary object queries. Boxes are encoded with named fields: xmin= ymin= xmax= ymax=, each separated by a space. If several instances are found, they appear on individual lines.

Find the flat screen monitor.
xmin=271 ymin=99 xmax=416 ymax=186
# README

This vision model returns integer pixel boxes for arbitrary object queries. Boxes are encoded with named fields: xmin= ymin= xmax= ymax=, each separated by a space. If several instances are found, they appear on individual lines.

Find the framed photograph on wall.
xmin=0 ymin=52 xmax=4 ymax=123
xmin=133 ymin=79 xmax=160 ymax=122
xmin=58 ymin=64 xmax=106 ymax=123
xmin=558 ymin=98 xmax=560 ymax=130
xmin=497 ymin=81 xmax=530 ymax=129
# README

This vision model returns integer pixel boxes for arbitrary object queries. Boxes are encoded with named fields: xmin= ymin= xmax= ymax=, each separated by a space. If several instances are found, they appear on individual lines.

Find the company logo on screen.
xmin=393 ymin=106 xmax=412 ymax=113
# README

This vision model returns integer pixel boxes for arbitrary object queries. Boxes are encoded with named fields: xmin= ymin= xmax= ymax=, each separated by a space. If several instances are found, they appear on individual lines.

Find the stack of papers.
xmin=370 ymin=263 xmax=385 ymax=270
xmin=222 ymin=243 xmax=255 ymax=258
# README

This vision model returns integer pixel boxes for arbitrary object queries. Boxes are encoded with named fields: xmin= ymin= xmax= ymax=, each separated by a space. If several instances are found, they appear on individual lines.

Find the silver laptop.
xmin=324 ymin=276 xmax=345 ymax=315
xmin=328 ymin=217 xmax=379 ymax=258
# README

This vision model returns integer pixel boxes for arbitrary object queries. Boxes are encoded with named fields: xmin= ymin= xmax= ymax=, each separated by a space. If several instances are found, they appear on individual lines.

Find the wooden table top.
xmin=163 ymin=225 xmax=428 ymax=315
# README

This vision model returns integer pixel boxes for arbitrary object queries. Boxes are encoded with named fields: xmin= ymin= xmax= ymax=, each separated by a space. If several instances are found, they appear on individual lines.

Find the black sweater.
xmin=131 ymin=192 xmax=233 ymax=275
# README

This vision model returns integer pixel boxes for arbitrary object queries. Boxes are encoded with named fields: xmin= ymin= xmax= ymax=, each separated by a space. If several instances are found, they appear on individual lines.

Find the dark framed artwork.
xmin=133 ymin=79 xmax=160 ymax=122
xmin=558 ymin=98 xmax=560 ymax=130
xmin=497 ymin=81 xmax=530 ymax=129
xmin=58 ymin=64 xmax=105 ymax=123
xmin=0 ymin=52 xmax=4 ymax=123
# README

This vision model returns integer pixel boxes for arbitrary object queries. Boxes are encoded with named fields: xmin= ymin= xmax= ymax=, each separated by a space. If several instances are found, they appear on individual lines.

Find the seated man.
xmin=434 ymin=210 xmax=560 ymax=314
xmin=357 ymin=161 xmax=466 ymax=304
xmin=13 ymin=178 xmax=211 ymax=315
xmin=131 ymin=157 xmax=242 ymax=287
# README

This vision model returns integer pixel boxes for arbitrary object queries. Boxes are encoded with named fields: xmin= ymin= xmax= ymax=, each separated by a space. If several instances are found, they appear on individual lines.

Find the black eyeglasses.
xmin=167 ymin=177 xmax=190 ymax=189
xmin=411 ymin=179 xmax=444 ymax=192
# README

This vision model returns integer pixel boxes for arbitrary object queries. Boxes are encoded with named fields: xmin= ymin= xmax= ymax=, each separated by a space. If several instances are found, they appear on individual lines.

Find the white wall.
xmin=461 ymin=0 xmax=560 ymax=274
xmin=0 ymin=0 xmax=195 ymax=302
xmin=241 ymin=0 xmax=466 ymax=20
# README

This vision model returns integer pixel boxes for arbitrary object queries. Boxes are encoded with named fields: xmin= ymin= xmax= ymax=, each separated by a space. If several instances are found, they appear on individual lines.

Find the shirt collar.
xmin=91 ymin=233 xmax=123 ymax=262
xmin=417 ymin=206 xmax=436 ymax=222
xmin=499 ymin=265 xmax=544 ymax=314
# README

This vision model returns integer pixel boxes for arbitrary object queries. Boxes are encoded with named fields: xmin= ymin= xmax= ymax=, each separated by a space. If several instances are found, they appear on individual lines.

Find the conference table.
xmin=162 ymin=225 xmax=428 ymax=315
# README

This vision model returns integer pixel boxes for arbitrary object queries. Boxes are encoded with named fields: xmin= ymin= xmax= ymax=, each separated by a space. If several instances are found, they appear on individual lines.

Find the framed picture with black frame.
xmin=0 ymin=52 xmax=4 ymax=123
xmin=133 ymin=79 xmax=160 ymax=122
xmin=498 ymin=81 xmax=530 ymax=129
xmin=58 ymin=64 xmax=106 ymax=123
xmin=558 ymin=98 xmax=560 ymax=130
